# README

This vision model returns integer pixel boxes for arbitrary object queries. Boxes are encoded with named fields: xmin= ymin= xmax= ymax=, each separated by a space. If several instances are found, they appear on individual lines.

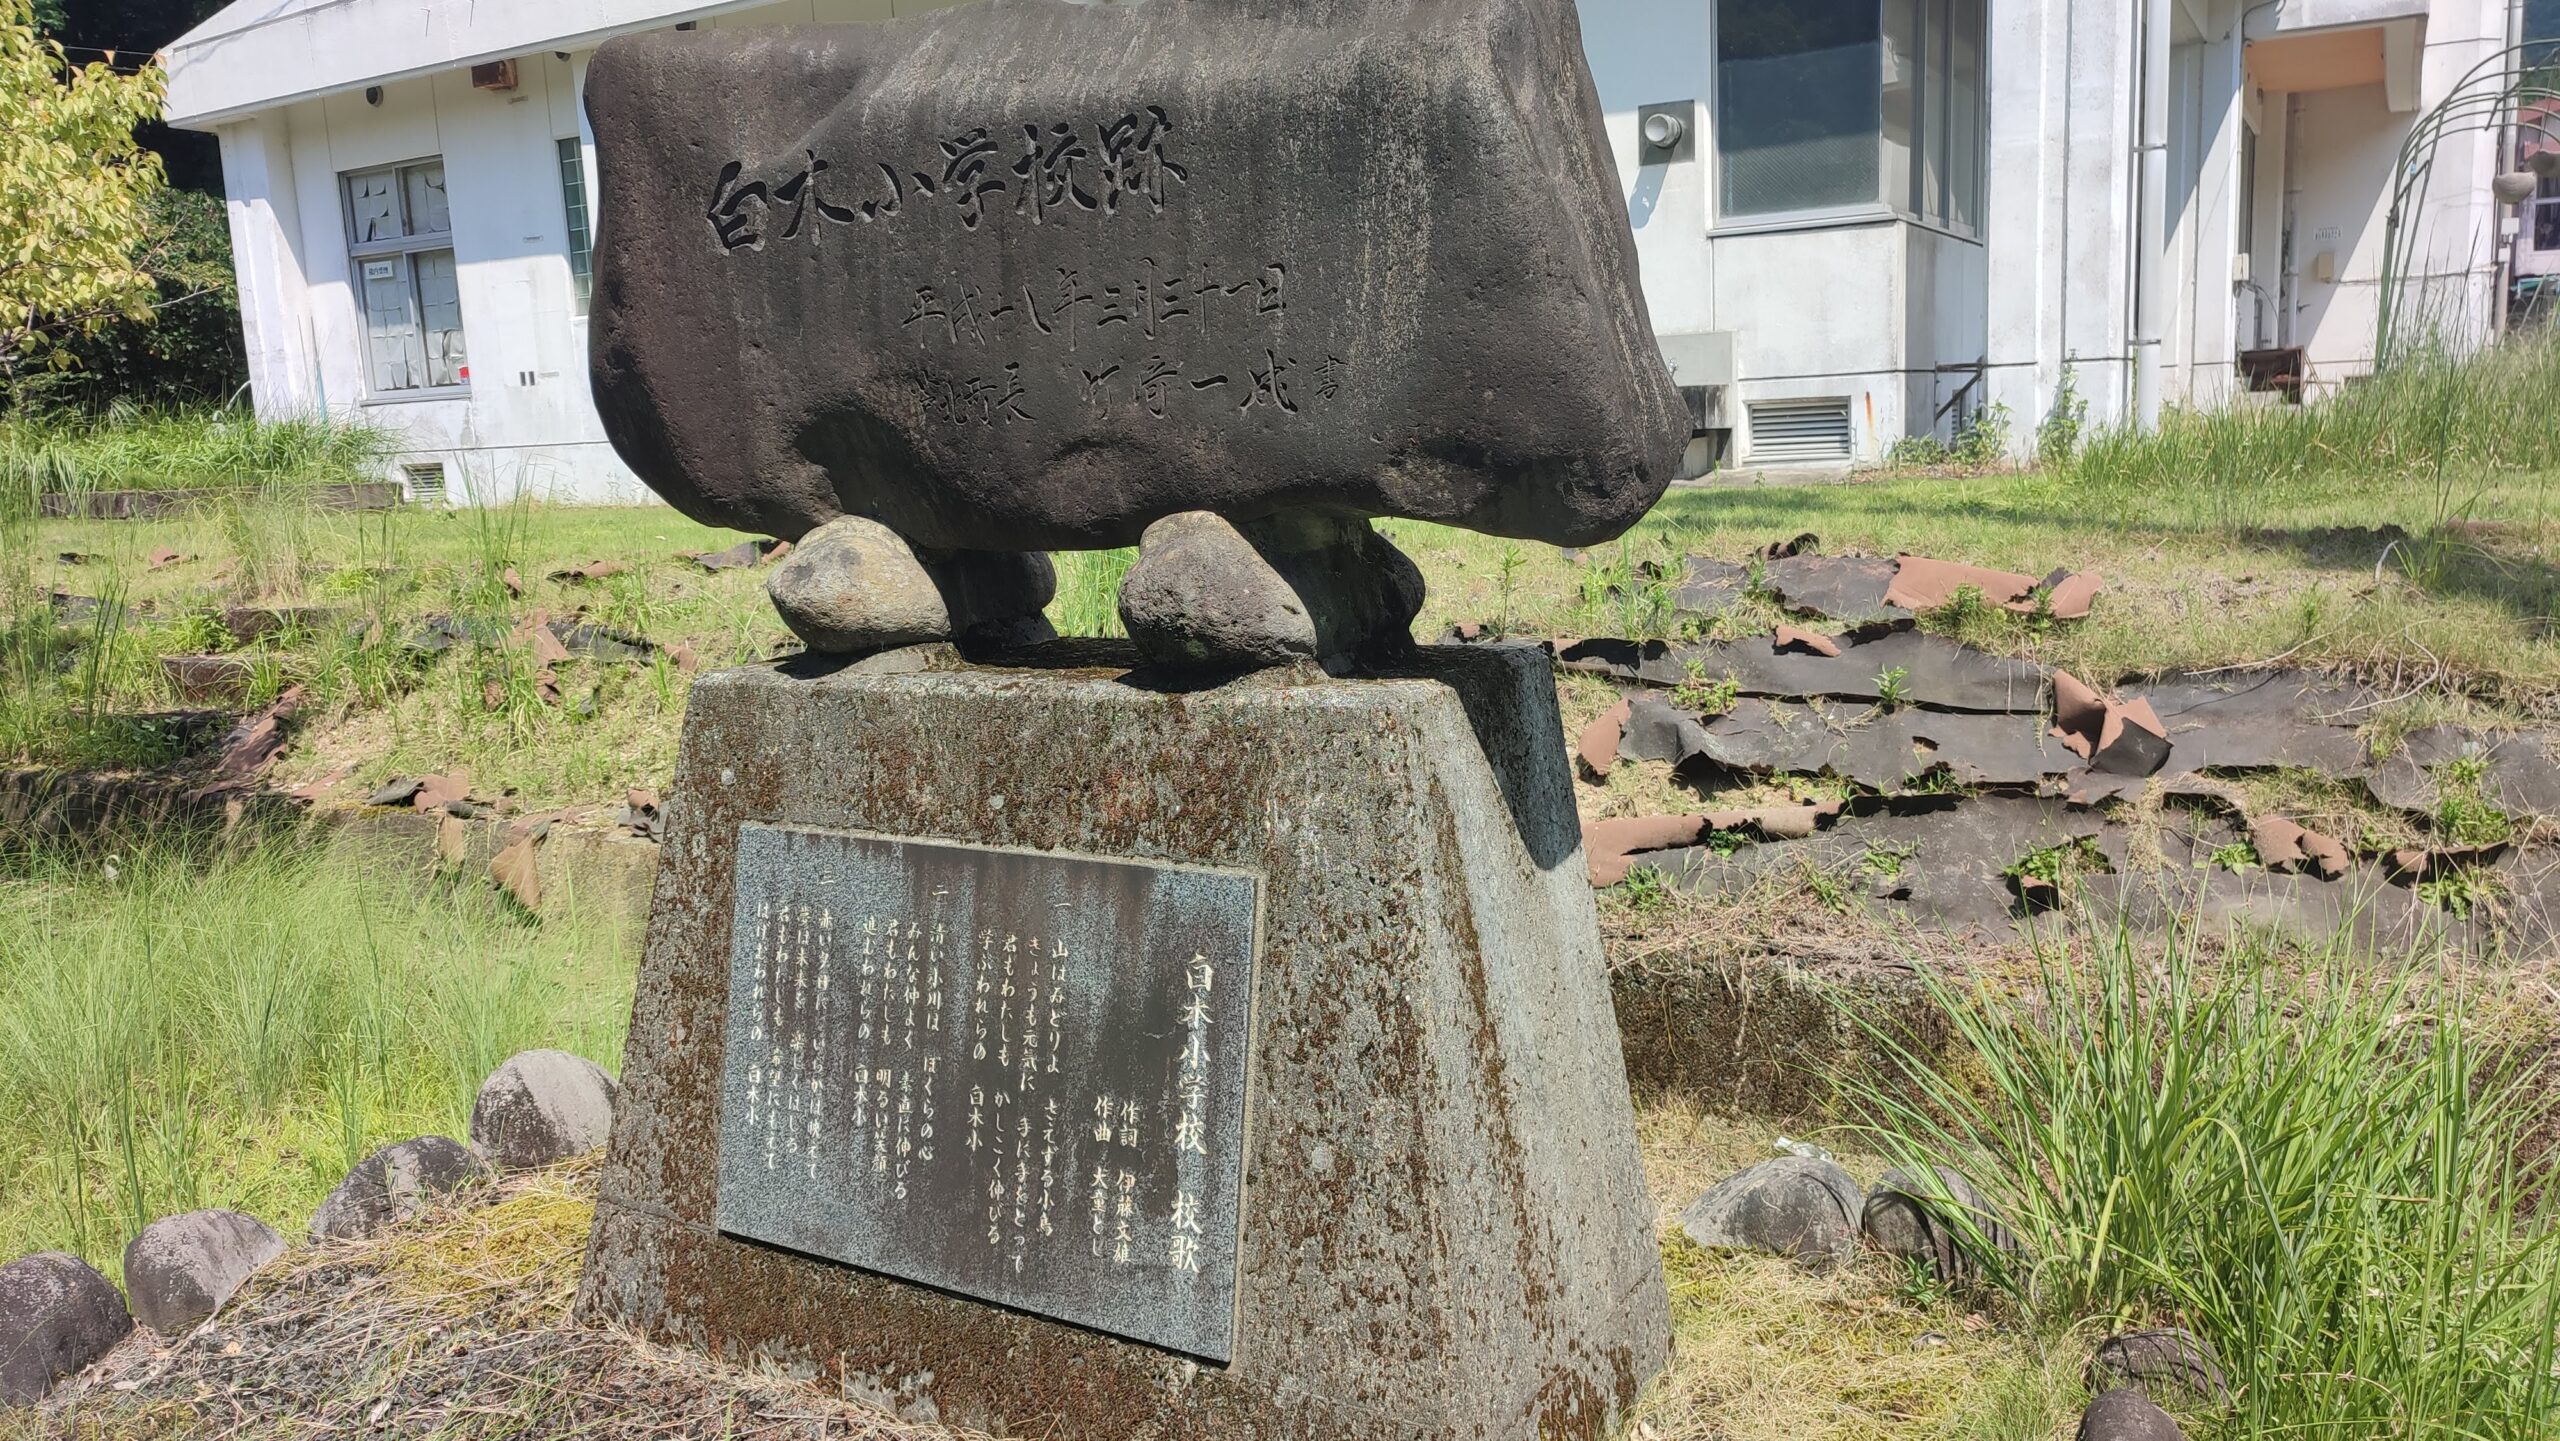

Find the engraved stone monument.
xmin=575 ymin=1 xmax=1680 ymax=1436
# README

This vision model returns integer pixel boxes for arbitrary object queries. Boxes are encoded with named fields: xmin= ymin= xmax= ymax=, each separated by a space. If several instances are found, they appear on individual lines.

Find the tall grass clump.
xmin=0 ymin=836 xmax=636 ymax=1281
xmin=1840 ymin=921 xmax=2560 ymax=1439
xmin=2067 ymin=331 xmax=2560 ymax=527
xmin=0 ymin=404 xmax=391 ymax=516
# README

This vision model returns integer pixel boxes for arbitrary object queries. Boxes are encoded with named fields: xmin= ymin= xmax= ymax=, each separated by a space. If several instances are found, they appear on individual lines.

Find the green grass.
xmin=0 ymin=405 xmax=392 ymax=508
xmin=0 ymin=835 xmax=637 ymax=1284
xmin=1837 ymin=922 xmax=2560 ymax=1439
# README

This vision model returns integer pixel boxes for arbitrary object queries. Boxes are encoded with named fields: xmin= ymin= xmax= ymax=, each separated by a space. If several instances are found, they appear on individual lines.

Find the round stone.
xmin=2087 ymin=1327 xmax=2229 ymax=1407
xmin=121 ymin=1210 xmax=287 ymax=1334
xmin=1117 ymin=510 xmax=1424 ymax=670
xmin=767 ymin=516 xmax=954 ymax=654
xmin=310 ymin=1136 xmax=489 ymax=1242
xmin=2077 ymin=1387 xmax=2185 ymax=1441
xmin=1860 ymin=1165 xmax=2017 ymax=1283
xmin=470 ymin=1049 xmax=620 ymax=1170
xmin=1677 ymin=1155 xmax=1866 ymax=1267
xmin=0 ymin=1251 xmax=131 ymax=1404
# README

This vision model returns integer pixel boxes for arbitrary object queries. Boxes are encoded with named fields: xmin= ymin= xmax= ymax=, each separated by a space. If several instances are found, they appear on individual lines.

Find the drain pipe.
xmin=2133 ymin=0 xmax=2171 ymax=429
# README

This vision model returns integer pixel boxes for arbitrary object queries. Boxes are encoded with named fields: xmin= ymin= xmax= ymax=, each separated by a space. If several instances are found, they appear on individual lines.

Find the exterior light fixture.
xmin=1641 ymin=110 xmax=1686 ymax=152
xmin=2494 ymin=170 xmax=2538 ymax=204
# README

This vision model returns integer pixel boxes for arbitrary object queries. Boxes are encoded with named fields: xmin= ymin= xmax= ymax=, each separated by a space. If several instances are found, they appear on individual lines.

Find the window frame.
xmin=1705 ymin=0 xmax=1986 ymax=243
xmin=341 ymin=156 xmax=470 ymax=401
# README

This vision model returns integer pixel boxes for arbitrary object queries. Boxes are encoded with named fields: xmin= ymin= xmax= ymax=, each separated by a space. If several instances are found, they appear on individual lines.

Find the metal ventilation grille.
xmin=401 ymin=462 xmax=446 ymax=504
xmin=1747 ymin=397 xmax=1854 ymax=465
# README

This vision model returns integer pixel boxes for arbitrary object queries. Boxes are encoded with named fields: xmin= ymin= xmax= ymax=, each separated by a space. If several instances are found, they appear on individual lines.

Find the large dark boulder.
xmin=0 ymin=1252 xmax=131 ymax=1404
xmin=584 ymin=0 xmax=1684 ymax=555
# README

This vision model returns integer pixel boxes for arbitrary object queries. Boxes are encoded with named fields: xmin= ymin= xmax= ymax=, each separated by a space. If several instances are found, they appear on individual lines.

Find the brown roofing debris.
xmin=1575 ymin=697 xmax=1632 ymax=780
xmin=1560 ymin=537 xmax=2550 ymax=955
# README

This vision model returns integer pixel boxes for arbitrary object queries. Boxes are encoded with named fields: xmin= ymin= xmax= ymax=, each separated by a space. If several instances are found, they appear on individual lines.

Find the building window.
xmin=343 ymin=158 xmax=467 ymax=393
xmin=1719 ymin=0 xmax=1984 ymax=234
xmin=558 ymin=137 xmax=594 ymax=317
xmin=1717 ymin=0 xmax=1883 ymax=218
xmin=2537 ymin=173 xmax=2560 ymax=253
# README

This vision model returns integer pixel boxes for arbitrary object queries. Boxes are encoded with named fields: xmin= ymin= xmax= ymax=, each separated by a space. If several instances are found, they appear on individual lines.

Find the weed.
xmin=1952 ymin=400 xmax=2014 ymax=468
xmin=2037 ymin=363 xmax=2088 ymax=463
xmin=1801 ymin=861 xmax=1853 ymax=914
xmin=1873 ymin=665 xmax=1913 ymax=710
xmin=1618 ymin=864 xmax=1674 ymax=915
xmin=1672 ymin=659 xmax=1741 ymax=716
xmin=1858 ymin=842 xmax=1916 ymax=880
xmin=2434 ymin=753 xmax=2518 ymax=848
xmin=2417 ymin=867 xmax=2504 ymax=917
xmin=2205 ymin=840 xmax=2261 ymax=873
xmin=2003 ymin=836 xmax=2107 ymax=886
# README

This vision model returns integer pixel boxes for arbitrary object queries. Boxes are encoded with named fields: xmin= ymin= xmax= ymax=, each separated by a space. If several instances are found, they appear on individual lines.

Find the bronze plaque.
xmin=715 ymin=825 xmax=1261 ymax=1362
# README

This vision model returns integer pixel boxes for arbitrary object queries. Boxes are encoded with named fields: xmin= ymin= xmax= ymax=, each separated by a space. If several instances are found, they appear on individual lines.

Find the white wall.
xmin=215 ymin=0 xmax=974 ymax=503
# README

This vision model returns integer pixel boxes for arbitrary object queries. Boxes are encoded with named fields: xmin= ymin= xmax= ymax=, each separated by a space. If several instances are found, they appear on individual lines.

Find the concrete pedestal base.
xmin=575 ymin=642 xmax=1668 ymax=1440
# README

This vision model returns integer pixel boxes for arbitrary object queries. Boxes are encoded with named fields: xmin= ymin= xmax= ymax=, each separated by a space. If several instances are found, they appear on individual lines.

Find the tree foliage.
xmin=0 ymin=0 xmax=167 ymax=389
xmin=41 ymin=187 xmax=245 ymax=405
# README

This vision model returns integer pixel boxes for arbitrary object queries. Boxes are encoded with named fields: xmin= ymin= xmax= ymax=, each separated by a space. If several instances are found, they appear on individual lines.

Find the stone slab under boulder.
xmin=0 ymin=1251 xmax=131 ymax=1404
xmin=471 ymin=1050 xmax=621 ymax=1171
xmin=1678 ymin=1155 xmax=1865 ymax=1268
xmin=122 ymin=1210 xmax=286 ymax=1334
xmin=577 ymin=642 xmax=1667 ymax=1440
xmin=311 ymin=1136 xmax=488 ymax=1242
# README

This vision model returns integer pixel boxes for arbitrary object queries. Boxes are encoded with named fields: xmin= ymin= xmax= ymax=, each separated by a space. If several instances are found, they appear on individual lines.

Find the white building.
xmin=164 ymin=0 xmax=2537 ymax=497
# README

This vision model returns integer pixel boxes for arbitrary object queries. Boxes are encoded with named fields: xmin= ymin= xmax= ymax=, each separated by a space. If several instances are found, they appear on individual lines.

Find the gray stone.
xmin=582 ymin=0 xmax=1682 ymax=556
xmin=120 ymin=1210 xmax=286 ymax=1334
xmin=2087 ymin=1327 xmax=2230 ymax=1407
xmin=767 ymin=516 xmax=1056 ymax=656
xmin=311 ymin=1137 xmax=488 ymax=1242
xmin=1679 ymin=1155 xmax=1865 ymax=1267
xmin=470 ymin=1050 xmax=620 ymax=1171
xmin=0 ymin=1252 xmax=130 ymax=1404
xmin=577 ymin=643 xmax=1668 ymax=1440
xmin=1860 ymin=1166 xmax=2016 ymax=1283
xmin=2078 ymin=1388 xmax=2185 ymax=1441
xmin=1116 ymin=511 xmax=1422 ymax=669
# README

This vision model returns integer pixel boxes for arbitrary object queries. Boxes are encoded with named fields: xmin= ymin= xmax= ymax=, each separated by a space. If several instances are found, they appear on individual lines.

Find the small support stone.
xmin=122 ymin=1210 xmax=286 ymax=1334
xmin=1116 ymin=510 xmax=1423 ymax=670
xmin=767 ymin=516 xmax=1056 ymax=656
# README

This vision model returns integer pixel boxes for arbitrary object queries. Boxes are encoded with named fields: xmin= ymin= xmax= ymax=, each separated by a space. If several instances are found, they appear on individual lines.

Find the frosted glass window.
xmin=1880 ymin=0 xmax=1917 ymax=216
xmin=1716 ymin=0 xmax=1883 ymax=218
xmin=1948 ymin=0 xmax=1981 ymax=233
xmin=343 ymin=155 xmax=469 ymax=393
xmin=404 ymin=163 xmax=451 ymax=236
xmin=416 ymin=250 xmax=466 ymax=387
xmin=1717 ymin=0 xmax=1984 ymax=234
xmin=558 ymin=137 xmax=594 ymax=316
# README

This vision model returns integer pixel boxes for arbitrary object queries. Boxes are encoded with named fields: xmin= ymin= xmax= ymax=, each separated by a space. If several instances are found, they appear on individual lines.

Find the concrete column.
xmin=215 ymin=118 xmax=320 ymax=420
xmin=2180 ymin=16 xmax=2246 ymax=408
xmin=1980 ymin=0 xmax=2059 ymax=454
